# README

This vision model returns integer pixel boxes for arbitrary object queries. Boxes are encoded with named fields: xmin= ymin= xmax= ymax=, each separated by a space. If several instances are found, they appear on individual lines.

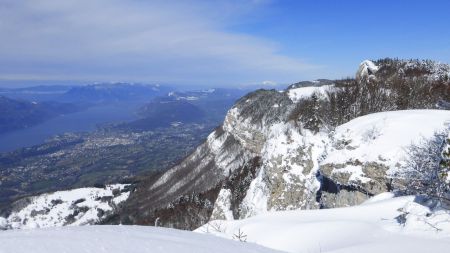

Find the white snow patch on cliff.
xmin=211 ymin=189 xmax=234 ymax=221
xmin=332 ymin=164 xmax=371 ymax=184
xmin=240 ymin=168 xmax=270 ymax=218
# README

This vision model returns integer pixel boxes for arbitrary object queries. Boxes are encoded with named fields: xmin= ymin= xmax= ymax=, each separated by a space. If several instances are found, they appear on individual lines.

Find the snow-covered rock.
xmin=1 ymin=184 xmax=131 ymax=230
xmin=0 ymin=225 xmax=281 ymax=253
xmin=319 ymin=110 xmax=450 ymax=207
xmin=324 ymin=110 xmax=449 ymax=171
xmin=198 ymin=194 xmax=450 ymax=253
xmin=287 ymin=85 xmax=333 ymax=103
xmin=356 ymin=60 xmax=379 ymax=82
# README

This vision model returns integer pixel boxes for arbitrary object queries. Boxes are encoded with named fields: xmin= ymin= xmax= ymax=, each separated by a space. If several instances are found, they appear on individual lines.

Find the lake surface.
xmin=0 ymin=103 xmax=139 ymax=152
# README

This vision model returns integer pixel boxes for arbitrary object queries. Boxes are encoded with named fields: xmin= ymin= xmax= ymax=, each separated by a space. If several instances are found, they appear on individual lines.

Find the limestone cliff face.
xmin=210 ymin=59 xmax=450 ymax=219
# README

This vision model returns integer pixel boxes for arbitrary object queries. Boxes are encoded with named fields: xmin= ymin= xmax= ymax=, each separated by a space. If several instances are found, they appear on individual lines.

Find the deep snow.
xmin=197 ymin=194 xmax=450 ymax=253
xmin=0 ymin=225 xmax=282 ymax=253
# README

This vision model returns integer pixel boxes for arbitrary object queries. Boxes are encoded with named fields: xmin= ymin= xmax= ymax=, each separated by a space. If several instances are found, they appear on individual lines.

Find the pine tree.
xmin=402 ymin=131 xmax=450 ymax=202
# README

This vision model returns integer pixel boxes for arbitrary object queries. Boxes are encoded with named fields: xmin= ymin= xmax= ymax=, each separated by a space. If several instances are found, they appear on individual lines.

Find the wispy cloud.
xmin=0 ymin=0 xmax=319 ymax=86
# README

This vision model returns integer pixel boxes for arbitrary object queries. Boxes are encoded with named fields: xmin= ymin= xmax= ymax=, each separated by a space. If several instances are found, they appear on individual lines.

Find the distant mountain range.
xmin=0 ymin=96 xmax=80 ymax=134
xmin=61 ymin=83 xmax=171 ymax=104
xmin=0 ymin=84 xmax=249 ymax=208
xmin=0 ymin=83 xmax=175 ymax=134
xmin=0 ymin=83 xmax=170 ymax=103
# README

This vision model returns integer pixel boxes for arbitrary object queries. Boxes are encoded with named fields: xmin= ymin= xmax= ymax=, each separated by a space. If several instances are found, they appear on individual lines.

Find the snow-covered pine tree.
xmin=402 ymin=130 xmax=450 ymax=203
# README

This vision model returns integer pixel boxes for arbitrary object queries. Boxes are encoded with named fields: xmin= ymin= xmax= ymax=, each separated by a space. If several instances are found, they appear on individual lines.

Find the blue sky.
xmin=1 ymin=0 xmax=449 ymax=87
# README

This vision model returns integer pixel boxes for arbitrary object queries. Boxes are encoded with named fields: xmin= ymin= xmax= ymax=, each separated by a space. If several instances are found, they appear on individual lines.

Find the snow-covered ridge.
xmin=0 ymin=184 xmax=131 ymax=230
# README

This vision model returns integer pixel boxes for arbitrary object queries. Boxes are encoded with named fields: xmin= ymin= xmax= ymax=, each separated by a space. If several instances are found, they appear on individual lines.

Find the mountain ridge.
xmin=106 ymin=58 xmax=449 ymax=229
xmin=1 ymin=58 xmax=449 ymax=231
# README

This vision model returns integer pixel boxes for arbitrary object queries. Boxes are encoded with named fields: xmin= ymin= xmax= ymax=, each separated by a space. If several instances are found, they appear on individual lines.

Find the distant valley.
xmin=0 ymin=83 xmax=249 ymax=208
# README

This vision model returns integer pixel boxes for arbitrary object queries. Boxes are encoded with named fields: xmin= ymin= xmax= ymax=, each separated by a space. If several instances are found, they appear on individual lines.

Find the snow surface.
xmin=0 ymin=225 xmax=281 ymax=253
xmin=3 ymin=184 xmax=130 ymax=230
xmin=287 ymin=85 xmax=333 ymax=102
xmin=324 ymin=110 xmax=450 ymax=174
xmin=198 ymin=194 xmax=450 ymax=253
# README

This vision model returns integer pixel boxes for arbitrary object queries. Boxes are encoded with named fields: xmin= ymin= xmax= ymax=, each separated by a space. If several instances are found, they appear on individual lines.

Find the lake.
xmin=0 ymin=103 xmax=139 ymax=152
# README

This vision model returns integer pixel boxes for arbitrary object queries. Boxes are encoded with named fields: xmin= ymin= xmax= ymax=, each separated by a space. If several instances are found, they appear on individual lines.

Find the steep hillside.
xmin=0 ymin=96 xmax=80 ymax=133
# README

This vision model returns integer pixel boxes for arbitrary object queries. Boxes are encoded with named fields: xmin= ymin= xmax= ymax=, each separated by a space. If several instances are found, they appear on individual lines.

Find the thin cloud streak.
xmin=0 ymin=0 xmax=321 ymax=86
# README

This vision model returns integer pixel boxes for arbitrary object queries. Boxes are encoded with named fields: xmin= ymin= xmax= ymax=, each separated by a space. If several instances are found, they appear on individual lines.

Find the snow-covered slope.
xmin=318 ymin=110 xmax=450 ymax=207
xmin=198 ymin=194 xmax=450 ymax=253
xmin=0 ymin=184 xmax=131 ymax=230
xmin=324 ymin=110 xmax=449 ymax=172
xmin=0 ymin=225 xmax=281 ymax=253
